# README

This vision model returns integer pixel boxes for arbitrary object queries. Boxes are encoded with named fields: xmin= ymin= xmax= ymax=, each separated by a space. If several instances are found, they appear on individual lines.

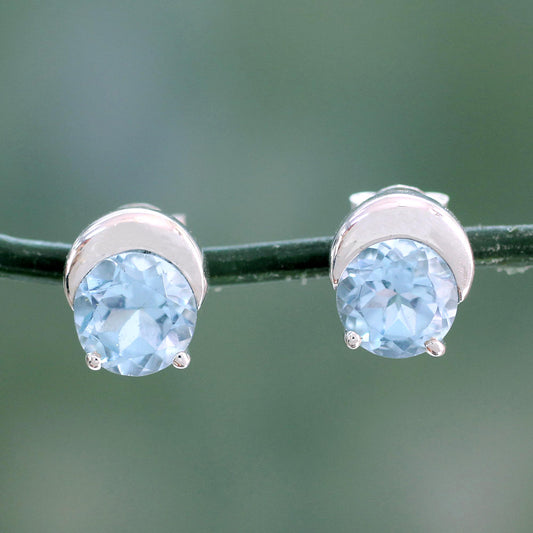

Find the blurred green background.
xmin=1 ymin=1 xmax=532 ymax=532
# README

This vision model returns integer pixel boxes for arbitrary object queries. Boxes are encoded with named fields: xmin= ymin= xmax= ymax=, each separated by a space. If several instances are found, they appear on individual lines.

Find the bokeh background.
xmin=1 ymin=2 xmax=532 ymax=532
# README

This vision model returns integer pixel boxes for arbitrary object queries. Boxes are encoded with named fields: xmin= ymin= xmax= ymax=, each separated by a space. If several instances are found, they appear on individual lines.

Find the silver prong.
xmin=172 ymin=351 xmax=191 ymax=369
xmin=344 ymin=331 xmax=362 ymax=350
xmin=425 ymin=338 xmax=446 ymax=357
xmin=85 ymin=352 xmax=102 ymax=371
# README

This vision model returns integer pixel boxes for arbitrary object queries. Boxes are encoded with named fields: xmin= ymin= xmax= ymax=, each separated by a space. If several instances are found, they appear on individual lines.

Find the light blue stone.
xmin=336 ymin=239 xmax=458 ymax=358
xmin=73 ymin=251 xmax=197 ymax=376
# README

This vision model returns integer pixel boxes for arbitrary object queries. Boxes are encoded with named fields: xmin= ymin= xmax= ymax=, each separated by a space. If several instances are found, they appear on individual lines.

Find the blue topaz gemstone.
xmin=336 ymin=239 xmax=458 ymax=358
xmin=73 ymin=251 xmax=197 ymax=376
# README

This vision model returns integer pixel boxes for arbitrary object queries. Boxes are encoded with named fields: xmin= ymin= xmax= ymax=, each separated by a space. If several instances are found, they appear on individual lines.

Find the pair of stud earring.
xmin=64 ymin=185 xmax=474 ymax=377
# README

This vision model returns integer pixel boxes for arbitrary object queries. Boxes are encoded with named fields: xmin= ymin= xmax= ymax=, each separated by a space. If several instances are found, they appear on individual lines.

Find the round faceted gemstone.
xmin=73 ymin=251 xmax=197 ymax=376
xmin=336 ymin=239 xmax=459 ymax=358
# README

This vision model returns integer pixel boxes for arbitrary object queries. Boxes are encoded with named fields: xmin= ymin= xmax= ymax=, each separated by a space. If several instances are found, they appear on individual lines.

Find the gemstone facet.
xmin=336 ymin=239 xmax=459 ymax=358
xmin=73 ymin=251 xmax=197 ymax=376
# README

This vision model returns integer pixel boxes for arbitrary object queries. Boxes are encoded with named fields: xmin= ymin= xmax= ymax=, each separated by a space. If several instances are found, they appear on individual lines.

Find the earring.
xmin=330 ymin=185 xmax=474 ymax=359
xmin=64 ymin=204 xmax=207 ymax=376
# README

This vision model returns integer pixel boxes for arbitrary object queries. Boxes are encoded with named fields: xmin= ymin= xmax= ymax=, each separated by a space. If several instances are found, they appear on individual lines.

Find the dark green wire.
xmin=0 ymin=225 xmax=531 ymax=286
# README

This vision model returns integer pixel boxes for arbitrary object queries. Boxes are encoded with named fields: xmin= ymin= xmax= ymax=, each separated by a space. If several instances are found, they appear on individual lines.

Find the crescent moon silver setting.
xmin=64 ymin=205 xmax=207 ymax=309
xmin=330 ymin=185 xmax=474 ymax=302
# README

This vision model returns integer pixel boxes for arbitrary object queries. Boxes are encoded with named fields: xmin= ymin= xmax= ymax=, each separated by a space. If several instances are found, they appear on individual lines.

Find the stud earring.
xmin=330 ymin=185 xmax=474 ymax=359
xmin=64 ymin=204 xmax=207 ymax=376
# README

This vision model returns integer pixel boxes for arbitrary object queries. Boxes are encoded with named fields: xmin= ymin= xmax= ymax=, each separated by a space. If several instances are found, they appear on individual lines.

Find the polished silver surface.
xmin=344 ymin=330 xmax=362 ymax=350
xmin=349 ymin=187 xmax=450 ymax=210
xmin=330 ymin=185 xmax=475 ymax=301
xmin=425 ymin=338 xmax=446 ymax=357
xmin=64 ymin=206 xmax=207 ymax=309
xmin=172 ymin=352 xmax=191 ymax=369
xmin=85 ymin=352 xmax=102 ymax=371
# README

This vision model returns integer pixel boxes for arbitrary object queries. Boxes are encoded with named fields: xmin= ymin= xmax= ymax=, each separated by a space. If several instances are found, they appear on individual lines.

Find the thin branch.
xmin=0 ymin=225 xmax=531 ymax=286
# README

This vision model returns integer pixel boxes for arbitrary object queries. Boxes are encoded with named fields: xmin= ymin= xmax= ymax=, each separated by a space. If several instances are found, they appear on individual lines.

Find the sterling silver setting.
xmin=330 ymin=185 xmax=474 ymax=301
xmin=64 ymin=204 xmax=207 ymax=308
xmin=64 ymin=204 xmax=207 ymax=374
xmin=331 ymin=185 xmax=475 ymax=358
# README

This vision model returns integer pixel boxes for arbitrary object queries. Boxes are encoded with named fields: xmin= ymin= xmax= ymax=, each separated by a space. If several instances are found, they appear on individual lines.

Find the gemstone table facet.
xmin=73 ymin=251 xmax=197 ymax=376
xmin=336 ymin=239 xmax=459 ymax=358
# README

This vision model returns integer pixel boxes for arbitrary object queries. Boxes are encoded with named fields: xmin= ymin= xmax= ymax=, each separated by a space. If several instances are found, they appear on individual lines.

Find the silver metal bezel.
xmin=64 ymin=206 xmax=207 ymax=309
xmin=330 ymin=186 xmax=475 ymax=302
